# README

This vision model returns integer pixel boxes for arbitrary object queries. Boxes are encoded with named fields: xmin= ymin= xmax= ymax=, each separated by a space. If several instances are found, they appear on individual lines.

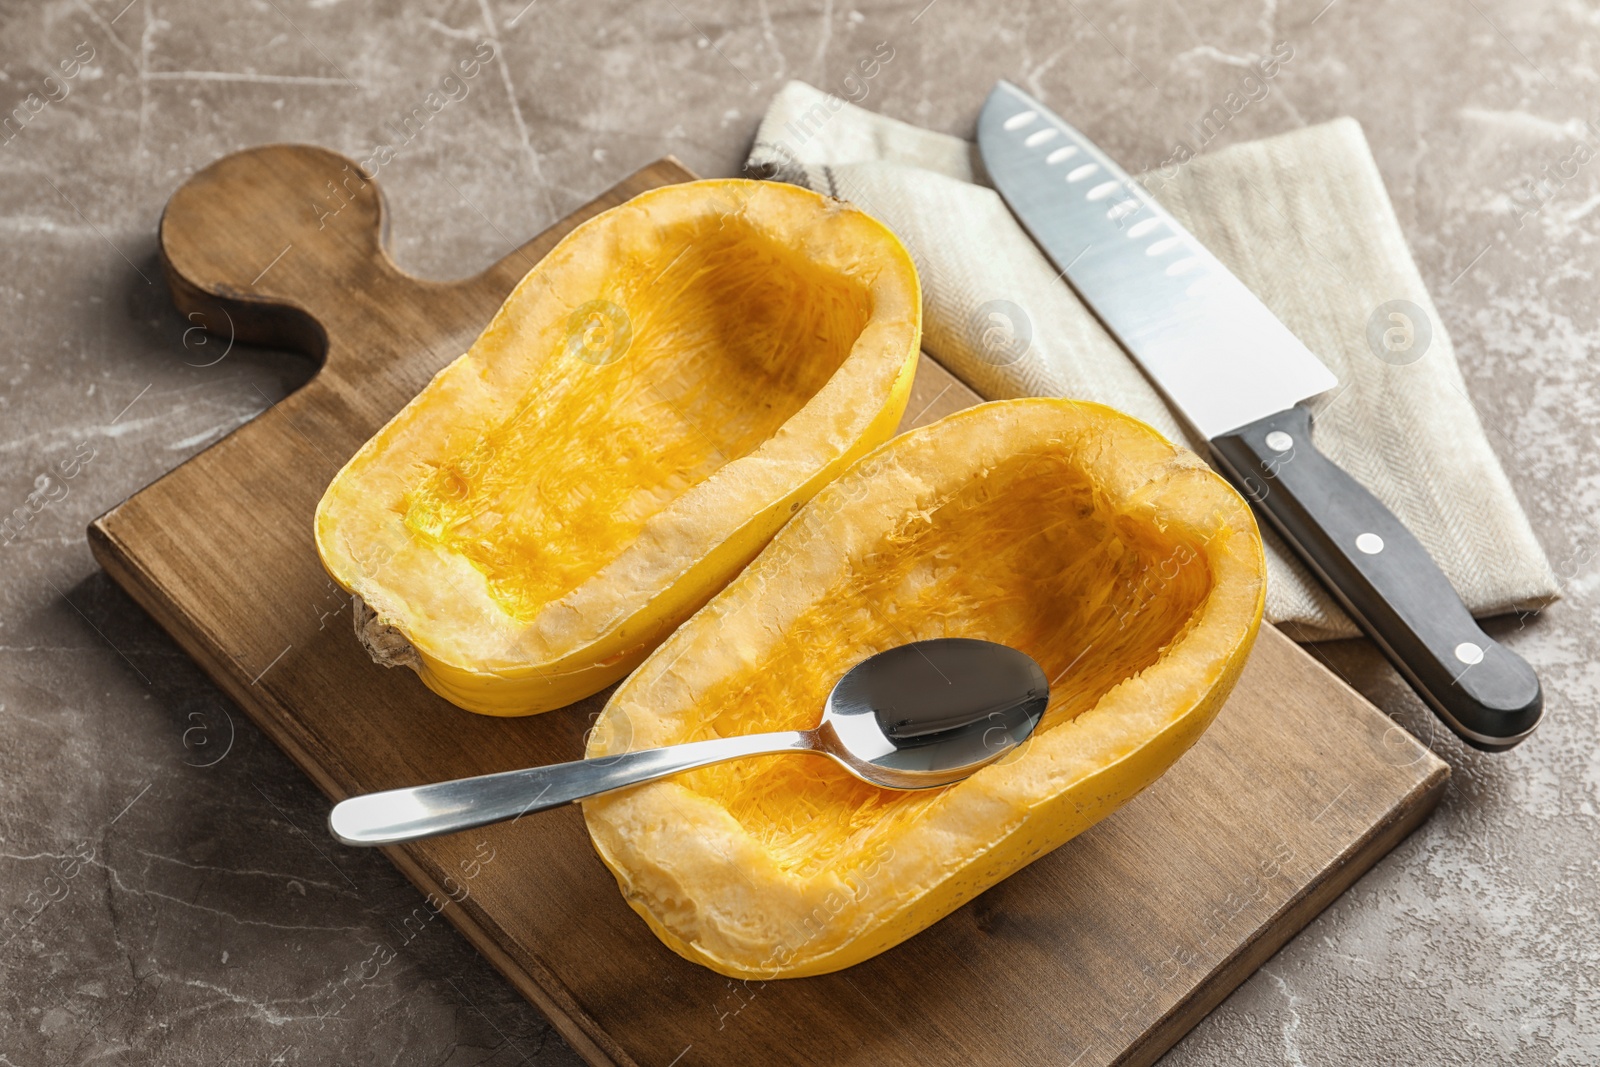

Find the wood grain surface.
xmin=88 ymin=148 xmax=1449 ymax=1067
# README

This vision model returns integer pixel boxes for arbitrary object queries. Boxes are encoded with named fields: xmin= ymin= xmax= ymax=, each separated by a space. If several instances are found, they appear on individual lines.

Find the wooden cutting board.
xmin=89 ymin=148 xmax=1449 ymax=1067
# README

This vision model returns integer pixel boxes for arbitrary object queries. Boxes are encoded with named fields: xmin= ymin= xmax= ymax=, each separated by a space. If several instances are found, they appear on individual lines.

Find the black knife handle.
xmin=1209 ymin=406 xmax=1541 ymax=751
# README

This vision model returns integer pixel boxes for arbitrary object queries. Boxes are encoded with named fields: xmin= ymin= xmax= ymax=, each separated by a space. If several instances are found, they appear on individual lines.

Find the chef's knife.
xmin=978 ymin=80 xmax=1541 ymax=751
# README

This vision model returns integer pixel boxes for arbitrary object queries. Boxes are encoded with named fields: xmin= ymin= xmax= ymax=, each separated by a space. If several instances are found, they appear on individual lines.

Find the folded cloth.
xmin=747 ymin=81 xmax=1558 ymax=641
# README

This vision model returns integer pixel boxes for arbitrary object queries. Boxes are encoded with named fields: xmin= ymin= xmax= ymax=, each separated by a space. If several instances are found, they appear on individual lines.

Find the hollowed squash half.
xmin=314 ymin=179 xmax=921 ymax=714
xmin=583 ymin=399 xmax=1266 ymax=978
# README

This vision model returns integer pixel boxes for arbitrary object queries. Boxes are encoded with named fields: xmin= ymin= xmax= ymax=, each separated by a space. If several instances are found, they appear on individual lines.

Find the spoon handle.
xmin=328 ymin=730 xmax=818 ymax=846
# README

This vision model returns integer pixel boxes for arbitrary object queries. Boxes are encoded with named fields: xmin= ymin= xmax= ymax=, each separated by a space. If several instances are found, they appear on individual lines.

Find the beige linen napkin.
xmin=747 ymin=81 xmax=1557 ymax=641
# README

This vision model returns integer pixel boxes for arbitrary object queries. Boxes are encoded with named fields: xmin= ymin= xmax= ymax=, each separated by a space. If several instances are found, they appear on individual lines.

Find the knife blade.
xmin=978 ymin=80 xmax=1542 ymax=751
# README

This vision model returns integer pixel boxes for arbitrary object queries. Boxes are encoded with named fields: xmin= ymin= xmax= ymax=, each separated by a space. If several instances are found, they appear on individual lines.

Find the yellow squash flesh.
xmin=582 ymin=398 xmax=1266 ymax=978
xmin=314 ymin=179 xmax=922 ymax=714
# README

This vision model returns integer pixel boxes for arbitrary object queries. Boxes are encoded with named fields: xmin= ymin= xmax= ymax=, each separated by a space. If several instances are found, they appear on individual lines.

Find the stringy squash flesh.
xmin=314 ymin=179 xmax=922 ymax=714
xmin=583 ymin=399 xmax=1266 ymax=978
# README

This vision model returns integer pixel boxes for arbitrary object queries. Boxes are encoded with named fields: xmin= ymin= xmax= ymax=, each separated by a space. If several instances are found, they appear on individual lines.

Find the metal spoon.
xmin=328 ymin=637 xmax=1049 ymax=847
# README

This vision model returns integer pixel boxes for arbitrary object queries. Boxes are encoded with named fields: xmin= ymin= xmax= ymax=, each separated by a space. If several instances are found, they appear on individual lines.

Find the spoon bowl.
xmin=818 ymin=637 xmax=1049 ymax=788
xmin=330 ymin=637 xmax=1048 ymax=847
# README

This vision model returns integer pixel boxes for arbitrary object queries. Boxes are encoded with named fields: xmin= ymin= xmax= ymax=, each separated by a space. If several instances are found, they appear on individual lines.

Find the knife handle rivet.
xmin=1265 ymin=431 xmax=1294 ymax=453
xmin=1455 ymin=642 xmax=1485 ymax=666
xmin=1356 ymin=532 xmax=1385 ymax=555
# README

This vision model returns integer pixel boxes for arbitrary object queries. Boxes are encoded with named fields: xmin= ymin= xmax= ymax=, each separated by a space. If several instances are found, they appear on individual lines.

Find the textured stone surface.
xmin=1 ymin=0 xmax=1596 ymax=1063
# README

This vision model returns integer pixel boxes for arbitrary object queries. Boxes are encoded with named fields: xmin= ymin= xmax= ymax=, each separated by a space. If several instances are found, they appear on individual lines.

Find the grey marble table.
xmin=2 ymin=0 xmax=1595 ymax=1063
